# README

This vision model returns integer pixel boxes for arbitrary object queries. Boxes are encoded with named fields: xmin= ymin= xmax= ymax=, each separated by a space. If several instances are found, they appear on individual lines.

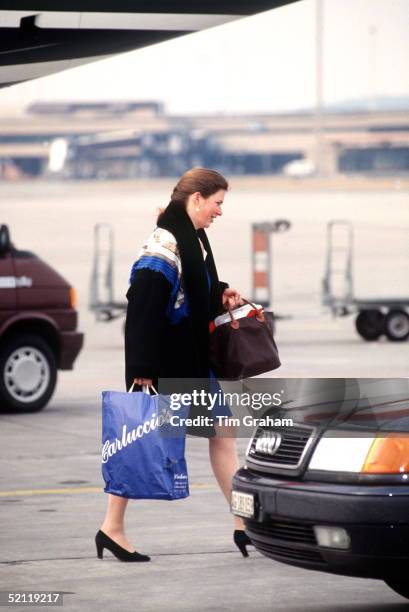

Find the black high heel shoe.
xmin=95 ymin=530 xmax=150 ymax=562
xmin=234 ymin=529 xmax=253 ymax=558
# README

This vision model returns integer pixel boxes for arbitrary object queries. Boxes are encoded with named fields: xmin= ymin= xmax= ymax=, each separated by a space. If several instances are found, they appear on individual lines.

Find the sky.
xmin=0 ymin=0 xmax=408 ymax=116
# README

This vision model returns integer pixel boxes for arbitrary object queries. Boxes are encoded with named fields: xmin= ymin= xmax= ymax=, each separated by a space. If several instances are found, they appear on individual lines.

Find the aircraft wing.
xmin=0 ymin=1 xmax=300 ymax=88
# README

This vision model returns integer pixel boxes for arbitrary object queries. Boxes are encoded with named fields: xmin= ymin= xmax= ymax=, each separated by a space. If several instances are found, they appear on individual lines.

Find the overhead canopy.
xmin=0 ymin=1 xmax=300 ymax=88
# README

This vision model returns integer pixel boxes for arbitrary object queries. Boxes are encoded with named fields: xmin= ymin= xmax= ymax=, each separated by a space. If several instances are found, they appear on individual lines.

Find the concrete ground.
xmin=1 ymin=180 xmax=408 ymax=610
xmin=1 ymin=312 xmax=408 ymax=611
xmin=1 ymin=387 xmax=408 ymax=612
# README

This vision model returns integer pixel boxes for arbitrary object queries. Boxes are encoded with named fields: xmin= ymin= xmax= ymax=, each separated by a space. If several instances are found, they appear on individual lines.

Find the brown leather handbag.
xmin=209 ymin=299 xmax=281 ymax=380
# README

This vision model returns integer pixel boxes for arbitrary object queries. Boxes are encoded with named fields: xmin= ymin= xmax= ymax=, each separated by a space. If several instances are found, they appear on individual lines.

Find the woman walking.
xmin=96 ymin=168 xmax=252 ymax=561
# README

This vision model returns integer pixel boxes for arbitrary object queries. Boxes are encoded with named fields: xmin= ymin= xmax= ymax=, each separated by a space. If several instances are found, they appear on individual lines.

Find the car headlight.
xmin=362 ymin=436 xmax=409 ymax=473
xmin=308 ymin=431 xmax=409 ymax=474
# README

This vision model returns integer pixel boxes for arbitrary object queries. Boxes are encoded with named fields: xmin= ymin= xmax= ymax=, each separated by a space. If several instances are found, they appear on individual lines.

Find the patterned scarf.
xmin=157 ymin=200 xmax=224 ymax=377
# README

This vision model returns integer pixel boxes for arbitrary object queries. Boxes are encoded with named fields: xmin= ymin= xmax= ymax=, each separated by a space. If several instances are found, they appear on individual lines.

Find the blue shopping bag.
xmin=101 ymin=386 xmax=189 ymax=500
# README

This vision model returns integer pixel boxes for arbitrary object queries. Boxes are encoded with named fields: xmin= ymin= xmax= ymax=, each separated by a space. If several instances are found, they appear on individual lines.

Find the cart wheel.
xmin=355 ymin=310 xmax=384 ymax=341
xmin=384 ymin=310 xmax=409 ymax=342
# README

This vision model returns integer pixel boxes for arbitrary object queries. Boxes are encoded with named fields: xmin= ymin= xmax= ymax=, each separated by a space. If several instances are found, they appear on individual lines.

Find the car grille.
xmin=247 ymin=424 xmax=315 ymax=470
xmin=252 ymin=540 xmax=325 ymax=564
xmin=246 ymin=519 xmax=317 ymax=545
xmin=246 ymin=519 xmax=324 ymax=565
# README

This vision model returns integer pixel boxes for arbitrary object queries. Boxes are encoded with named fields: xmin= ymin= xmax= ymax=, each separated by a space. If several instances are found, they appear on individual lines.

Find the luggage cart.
xmin=89 ymin=223 xmax=127 ymax=322
xmin=322 ymin=220 xmax=409 ymax=341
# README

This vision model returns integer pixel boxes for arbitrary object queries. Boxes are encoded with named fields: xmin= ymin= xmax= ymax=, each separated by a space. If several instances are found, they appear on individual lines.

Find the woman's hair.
xmin=157 ymin=167 xmax=228 ymax=222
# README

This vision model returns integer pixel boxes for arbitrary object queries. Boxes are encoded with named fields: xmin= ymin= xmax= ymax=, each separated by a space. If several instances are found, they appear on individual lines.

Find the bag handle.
xmin=225 ymin=297 xmax=265 ymax=328
xmin=241 ymin=298 xmax=265 ymax=321
xmin=128 ymin=382 xmax=158 ymax=395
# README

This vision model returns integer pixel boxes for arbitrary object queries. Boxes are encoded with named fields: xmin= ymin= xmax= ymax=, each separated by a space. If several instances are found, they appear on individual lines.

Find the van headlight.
xmin=308 ymin=431 xmax=409 ymax=474
xmin=70 ymin=287 xmax=78 ymax=309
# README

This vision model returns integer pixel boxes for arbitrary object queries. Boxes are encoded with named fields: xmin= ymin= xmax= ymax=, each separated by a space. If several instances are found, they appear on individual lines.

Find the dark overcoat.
xmin=124 ymin=200 xmax=228 ymax=397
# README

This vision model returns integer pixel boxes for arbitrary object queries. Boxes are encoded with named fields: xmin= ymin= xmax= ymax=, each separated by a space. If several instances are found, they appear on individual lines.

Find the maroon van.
xmin=0 ymin=224 xmax=84 ymax=412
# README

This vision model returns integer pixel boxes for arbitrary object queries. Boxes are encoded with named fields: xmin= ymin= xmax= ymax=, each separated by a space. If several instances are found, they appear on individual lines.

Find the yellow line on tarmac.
xmin=0 ymin=483 xmax=213 ymax=497
xmin=0 ymin=487 xmax=101 ymax=497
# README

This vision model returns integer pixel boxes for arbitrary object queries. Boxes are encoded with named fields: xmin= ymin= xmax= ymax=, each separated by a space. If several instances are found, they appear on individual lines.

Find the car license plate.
xmin=231 ymin=491 xmax=255 ymax=518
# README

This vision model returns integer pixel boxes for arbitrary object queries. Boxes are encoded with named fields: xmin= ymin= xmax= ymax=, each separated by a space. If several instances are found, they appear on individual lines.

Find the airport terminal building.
xmin=0 ymin=101 xmax=408 ymax=179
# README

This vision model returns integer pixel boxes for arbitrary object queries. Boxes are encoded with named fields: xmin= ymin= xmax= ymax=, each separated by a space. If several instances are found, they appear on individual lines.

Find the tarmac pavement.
xmin=1 ymin=180 xmax=408 ymax=610
xmin=1 ymin=400 xmax=407 ymax=612
xmin=1 ymin=315 xmax=408 ymax=611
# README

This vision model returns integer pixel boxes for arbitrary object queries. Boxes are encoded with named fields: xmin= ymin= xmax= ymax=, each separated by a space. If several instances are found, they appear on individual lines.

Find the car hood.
xmin=242 ymin=378 xmax=409 ymax=433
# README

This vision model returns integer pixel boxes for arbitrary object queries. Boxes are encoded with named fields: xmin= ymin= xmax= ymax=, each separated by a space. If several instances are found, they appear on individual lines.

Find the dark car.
xmin=0 ymin=224 xmax=83 ymax=412
xmin=232 ymin=378 xmax=409 ymax=601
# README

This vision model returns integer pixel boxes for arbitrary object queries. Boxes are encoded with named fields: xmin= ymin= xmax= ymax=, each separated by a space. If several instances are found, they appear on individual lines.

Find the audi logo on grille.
xmin=255 ymin=431 xmax=282 ymax=455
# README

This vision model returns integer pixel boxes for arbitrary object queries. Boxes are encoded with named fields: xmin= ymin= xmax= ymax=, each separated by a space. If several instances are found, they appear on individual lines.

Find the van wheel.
xmin=384 ymin=310 xmax=409 ymax=342
xmin=384 ymin=576 xmax=409 ymax=600
xmin=355 ymin=310 xmax=384 ymax=341
xmin=0 ymin=334 xmax=57 ymax=413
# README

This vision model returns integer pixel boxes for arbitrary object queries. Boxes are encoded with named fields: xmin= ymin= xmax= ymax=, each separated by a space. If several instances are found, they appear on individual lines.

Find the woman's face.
xmin=196 ymin=189 xmax=225 ymax=229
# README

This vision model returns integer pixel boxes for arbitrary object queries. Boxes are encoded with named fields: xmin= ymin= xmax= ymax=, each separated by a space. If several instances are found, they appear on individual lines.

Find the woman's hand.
xmin=222 ymin=288 xmax=244 ymax=310
xmin=133 ymin=377 xmax=153 ymax=387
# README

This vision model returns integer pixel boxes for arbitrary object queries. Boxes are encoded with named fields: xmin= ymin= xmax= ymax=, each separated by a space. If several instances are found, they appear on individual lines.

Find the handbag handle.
xmin=241 ymin=298 xmax=265 ymax=321
xmin=225 ymin=297 xmax=265 ymax=328
xmin=128 ymin=383 xmax=158 ymax=395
